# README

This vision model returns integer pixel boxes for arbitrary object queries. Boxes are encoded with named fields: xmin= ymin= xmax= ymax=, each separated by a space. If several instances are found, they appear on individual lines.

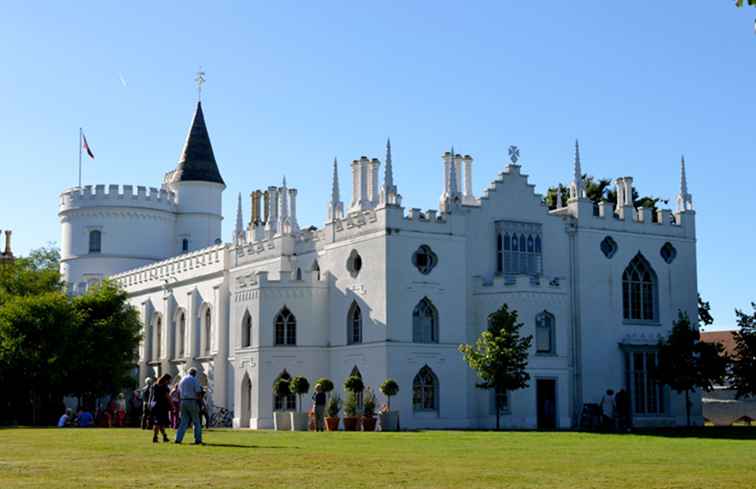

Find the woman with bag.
xmin=151 ymin=374 xmax=172 ymax=443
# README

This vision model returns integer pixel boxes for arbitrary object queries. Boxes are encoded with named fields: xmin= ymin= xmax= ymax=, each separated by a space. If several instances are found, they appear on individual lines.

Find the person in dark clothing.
xmin=615 ymin=388 xmax=632 ymax=433
xmin=312 ymin=383 xmax=326 ymax=432
xmin=151 ymin=374 xmax=172 ymax=443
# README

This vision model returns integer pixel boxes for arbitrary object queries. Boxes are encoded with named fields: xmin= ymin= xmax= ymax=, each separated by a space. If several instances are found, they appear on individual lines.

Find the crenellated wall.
xmin=59 ymin=184 xmax=177 ymax=212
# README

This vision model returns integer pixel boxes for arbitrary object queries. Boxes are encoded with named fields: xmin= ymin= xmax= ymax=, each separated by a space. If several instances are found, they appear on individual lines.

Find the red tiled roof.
xmin=700 ymin=331 xmax=738 ymax=356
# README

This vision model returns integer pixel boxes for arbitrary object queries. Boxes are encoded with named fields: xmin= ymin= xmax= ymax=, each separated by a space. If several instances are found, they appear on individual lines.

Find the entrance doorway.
xmin=536 ymin=379 xmax=557 ymax=430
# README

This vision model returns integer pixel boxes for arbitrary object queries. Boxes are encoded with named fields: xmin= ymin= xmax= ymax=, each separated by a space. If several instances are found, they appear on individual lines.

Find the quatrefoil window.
xmin=600 ymin=236 xmax=618 ymax=259
xmin=660 ymin=242 xmax=677 ymax=264
xmin=412 ymin=245 xmax=438 ymax=275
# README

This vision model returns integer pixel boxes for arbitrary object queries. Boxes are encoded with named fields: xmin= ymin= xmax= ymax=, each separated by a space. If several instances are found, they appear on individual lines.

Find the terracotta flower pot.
xmin=343 ymin=416 xmax=361 ymax=431
xmin=361 ymin=415 xmax=377 ymax=432
xmin=325 ymin=416 xmax=340 ymax=431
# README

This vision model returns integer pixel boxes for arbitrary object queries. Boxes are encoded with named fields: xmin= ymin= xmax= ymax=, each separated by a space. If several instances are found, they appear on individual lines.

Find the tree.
xmin=731 ymin=303 xmax=756 ymax=399
xmin=698 ymin=294 xmax=714 ymax=329
xmin=0 ymin=245 xmax=62 ymax=304
xmin=0 ymin=292 xmax=78 ymax=425
xmin=656 ymin=311 xmax=728 ymax=427
xmin=736 ymin=0 xmax=756 ymax=32
xmin=380 ymin=378 xmax=400 ymax=410
xmin=458 ymin=304 xmax=533 ymax=430
xmin=544 ymin=175 xmax=667 ymax=212
xmin=314 ymin=377 xmax=334 ymax=396
xmin=289 ymin=376 xmax=310 ymax=412
xmin=66 ymin=281 xmax=142 ymax=405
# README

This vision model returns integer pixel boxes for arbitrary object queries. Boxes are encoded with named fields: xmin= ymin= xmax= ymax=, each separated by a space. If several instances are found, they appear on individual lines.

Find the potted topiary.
xmin=314 ymin=377 xmax=334 ymax=397
xmin=361 ymin=387 xmax=377 ymax=431
xmin=289 ymin=376 xmax=310 ymax=431
xmin=272 ymin=377 xmax=292 ymax=431
xmin=325 ymin=393 xmax=341 ymax=431
xmin=379 ymin=378 xmax=400 ymax=431
xmin=343 ymin=375 xmax=364 ymax=431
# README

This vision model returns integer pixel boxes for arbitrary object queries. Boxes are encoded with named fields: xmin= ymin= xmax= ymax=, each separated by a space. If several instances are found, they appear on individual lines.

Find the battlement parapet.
xmin=556 ymin=200 xmax=694 ymax=237
xmin=59 ymin=184 xmax=177 ymax=213
xmin=112 ymin=243 xmax=227 ymax=290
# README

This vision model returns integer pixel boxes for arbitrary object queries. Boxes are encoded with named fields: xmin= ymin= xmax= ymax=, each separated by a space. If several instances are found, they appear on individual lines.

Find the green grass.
xmin=1 ymin=428 xmax=755 ymax=489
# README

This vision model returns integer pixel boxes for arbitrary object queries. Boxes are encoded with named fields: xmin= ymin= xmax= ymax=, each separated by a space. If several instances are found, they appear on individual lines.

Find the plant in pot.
xmin=361 ymin=387 xmax=377 ymax=431
xmin=314 ymin=377 xmax=334 ymax=397
xmin=289 ymin=376 xmax=310 ymax=431
xmin=325 ymin=393 xmax=341 ymax=431
xmin=379 ymin=378 xmax=400 ymax=431
xmin=343 ymin=375 xmax=364 ymax=431
xmin=272 ymin=377 xmax=292 ymax=431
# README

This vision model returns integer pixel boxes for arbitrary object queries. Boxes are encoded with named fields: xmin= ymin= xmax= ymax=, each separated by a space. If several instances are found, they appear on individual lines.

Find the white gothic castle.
xmin=59 ymin=99 xmax=701 ymax=429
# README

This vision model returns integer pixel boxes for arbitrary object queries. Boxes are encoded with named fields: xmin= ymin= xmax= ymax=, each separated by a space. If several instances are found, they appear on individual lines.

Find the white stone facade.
xmin=60 ymin=102 xmax=701 ymax=429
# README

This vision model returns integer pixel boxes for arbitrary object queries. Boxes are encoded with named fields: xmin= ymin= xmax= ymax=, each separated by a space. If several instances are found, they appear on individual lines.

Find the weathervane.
xmin=508 ymin=145 xmax=520 ymax=164
xmin=195 ymin=67 xmax=206 ymax=101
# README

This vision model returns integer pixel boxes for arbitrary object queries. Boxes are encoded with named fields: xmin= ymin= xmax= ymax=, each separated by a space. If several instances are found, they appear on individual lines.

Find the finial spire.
xmin=195 ymin=67 xmax=206 ymax=102
xmin=282 ymin=175 xmax=287 ymax=188
xmin=385 ymin=138 xmax=394 ymax=190
xmin=449 ymin=146 xmax=458 ymax=196
xmin=570 ymin=139 xmax=584 ymax=200
xmin=234 ymin=192 xmax=244 ymax=241
xmin=676 ymin=154 xmax=693 ymax=212
xmin=328 ymin=157 xmax=344 ymax=221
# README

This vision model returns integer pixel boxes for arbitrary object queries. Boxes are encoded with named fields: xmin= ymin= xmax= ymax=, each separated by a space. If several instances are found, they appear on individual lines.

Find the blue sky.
xmin=1 ymin=2 xmax=754 ymax=329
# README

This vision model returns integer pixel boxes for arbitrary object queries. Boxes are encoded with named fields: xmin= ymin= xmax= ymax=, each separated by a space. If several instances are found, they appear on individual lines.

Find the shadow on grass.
xmin=201 ymin=442 xmax=300 ymax=449
xmin=627 ymin=426 xmax=756 ymax=440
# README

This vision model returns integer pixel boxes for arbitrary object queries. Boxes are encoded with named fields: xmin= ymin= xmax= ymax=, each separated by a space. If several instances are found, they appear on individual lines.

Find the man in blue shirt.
xmin=175 ymin=367 xmax=204 ymax=444
xmin=76 ymin=408 xmax=94 ymax=427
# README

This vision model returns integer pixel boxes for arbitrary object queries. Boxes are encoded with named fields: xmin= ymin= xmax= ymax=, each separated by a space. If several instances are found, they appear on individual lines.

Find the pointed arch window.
xmin=203 ymin=307 xmax=212 ymax=354
xmin=242 ymin=311 xmax=252 ymax=348
xmin=182 ymin=238 xmax=189 ymax=253
xmin=311 ymin=260 xmax=321 ymax=281
xmin=535 ymin=311 xmax=556 ymax=354
xmin=88 ymin=230 xmax=101 ymax=254
xmin=274 ymin=306 xmax=297 ymax=346
xmin=413 ymin=365 xmax=438 ymax=412
xmin=273 ymin=370 xmax=296 ymax=411
xmin=622 ymin=254 xmax=658 ymax=322
xmin=496 ymin=221 xmax=543 ymax=276
xmin=177 ymin=312 xmax=186 ymax=358
xmin=154 ymin=315 xmax=162 ymax=361
xmin=412 ymin=298 xmax=438 ymax=343
xmin=295 ymin=268 xmax=303 ymax=280
xmin=496 ymin=234 xmax=503 ymax=273
xmin=347 ymin=301 xmax=362 ymax=345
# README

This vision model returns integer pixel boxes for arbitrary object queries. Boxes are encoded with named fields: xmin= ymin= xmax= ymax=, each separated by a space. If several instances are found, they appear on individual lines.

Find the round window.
xmin=412 ymin=244 xmax=438 ymax=274
xmin=347 ymin=250 xmax=363 ymax=278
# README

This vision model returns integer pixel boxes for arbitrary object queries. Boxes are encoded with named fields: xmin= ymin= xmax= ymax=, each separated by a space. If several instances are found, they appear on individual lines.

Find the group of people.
xmin=143 ymin=367 xmax=207 ymax=444
xmin=599 ymin=388 xmax=632 ymax=432
xmin=57 ymin=407 xmax=94 ymax=427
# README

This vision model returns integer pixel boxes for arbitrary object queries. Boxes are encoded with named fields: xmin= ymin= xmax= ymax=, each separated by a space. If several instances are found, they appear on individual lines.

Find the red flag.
xmin=81 ymin=132 xmax=94 ymax=159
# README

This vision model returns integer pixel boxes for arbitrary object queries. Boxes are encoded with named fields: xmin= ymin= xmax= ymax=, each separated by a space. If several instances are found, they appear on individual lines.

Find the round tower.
xmin=59 ymin=184 xmax=178 ymax=294
xmin=163 ymin=101 xmax=225 ymax=253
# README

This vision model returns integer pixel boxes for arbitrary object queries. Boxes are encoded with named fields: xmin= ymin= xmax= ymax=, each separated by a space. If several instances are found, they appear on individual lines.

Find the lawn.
xmin=1 ymin=428 xmax=755 ymax=489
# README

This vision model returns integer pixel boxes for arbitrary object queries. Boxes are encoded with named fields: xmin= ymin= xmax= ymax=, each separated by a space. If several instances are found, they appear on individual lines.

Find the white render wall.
xmin=101 ymin=154 xmax=699 ymax=430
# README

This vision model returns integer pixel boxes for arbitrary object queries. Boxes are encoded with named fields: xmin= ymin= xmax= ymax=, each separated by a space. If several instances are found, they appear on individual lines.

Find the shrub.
xmin=344 ymin=375 xmax=364 ymax=394
xmin=272 ymin=377 xmax=290 ymax=398
xmin=343 ymin=392 xmax=359 ymax=417
xmin=326 ymin=393 xmax=342 ymax=417
xmin=363 ymin=387 xmax=376 ymax=416
xmin=314 ymin=377 xmax=334 ymax=393
xmin=290 ymin=376 xmax=310 ymax=412
xmin=380 ymin=378 xmax=399 ymax=410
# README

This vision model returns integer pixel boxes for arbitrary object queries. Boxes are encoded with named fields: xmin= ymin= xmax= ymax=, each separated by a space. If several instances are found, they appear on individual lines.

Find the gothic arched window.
xmin=154 ymin=315 xmax=162 ymax=361
xmin=412 ymin=298 xmax=438 ymax=343
xmin=177 ymin=312 xmax=186 ymax=358
xmin=273 ymin=370 xmax=296 ymax=411
xmin=535 ymin=311 xmax=555 ymax=355
xmin=413 ymin=365 xmax=438 ymax=412
xmin=496 ymin=234 xmax=503 ymax=273
xmin=182 ymin=238 xmax=189 ymax=253
xmin=203 ymin=307 xmax=212 ymax=354
xmin=89 ymin=230 xmax=101 ymax=254
xmin=242 ymin=311 xmax=252 ymax=348
xmin=311 ymin=260 xmax=321 ymax=280
xmin=274 ymin=306 xmax=297 ymax=346
xmin=622 ymin=254 xmax=658 ymax=322
xmin=295 ymin=268 xmax=302 ymax=280
xmin=347 ymin=301 xmax=362 ymax=345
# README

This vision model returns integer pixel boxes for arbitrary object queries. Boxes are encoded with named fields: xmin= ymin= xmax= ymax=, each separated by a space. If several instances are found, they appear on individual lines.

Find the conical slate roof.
xmin=172 ymin=101 xmax=225 ymax=185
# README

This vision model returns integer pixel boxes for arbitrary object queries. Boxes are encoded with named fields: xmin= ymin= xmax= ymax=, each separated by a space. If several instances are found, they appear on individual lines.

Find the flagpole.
xmin=78 ymin=128 xmax=82 ymax=188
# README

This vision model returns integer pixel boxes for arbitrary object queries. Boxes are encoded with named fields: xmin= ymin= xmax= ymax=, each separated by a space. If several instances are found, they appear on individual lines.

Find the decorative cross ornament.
xmin=195 ymin=67 xmax=206 ymax=101
xmin=508 ymin=145 xmax=520 ymax=164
